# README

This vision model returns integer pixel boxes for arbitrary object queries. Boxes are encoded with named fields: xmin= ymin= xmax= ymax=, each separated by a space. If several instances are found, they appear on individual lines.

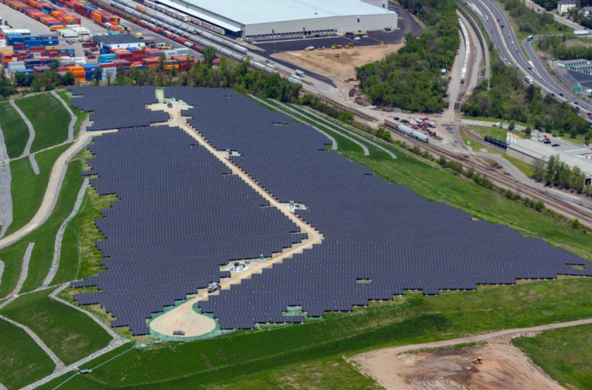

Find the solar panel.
xmin=70 ymin=87 xmax=592 ymax=334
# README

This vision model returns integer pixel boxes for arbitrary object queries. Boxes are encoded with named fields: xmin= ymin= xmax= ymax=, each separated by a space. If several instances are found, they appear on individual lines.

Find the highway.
xmin=468 ymin=0 xmax=592 ymax=116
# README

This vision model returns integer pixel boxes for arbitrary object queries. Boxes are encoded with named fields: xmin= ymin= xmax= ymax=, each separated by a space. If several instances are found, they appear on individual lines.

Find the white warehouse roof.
xmin=180 ymin=0 xmax=395 ymax=26
xmin=509 ymin=139 xmax=592 ymax=177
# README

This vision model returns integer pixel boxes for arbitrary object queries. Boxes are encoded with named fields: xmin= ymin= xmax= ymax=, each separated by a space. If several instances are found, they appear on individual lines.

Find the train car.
xmin=484 ymin=134 xmax=507 ymax=149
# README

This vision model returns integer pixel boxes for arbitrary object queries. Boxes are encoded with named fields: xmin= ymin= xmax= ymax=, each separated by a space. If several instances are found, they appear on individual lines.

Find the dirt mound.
xmin=353 ymin=343 xmax=565 ymax=390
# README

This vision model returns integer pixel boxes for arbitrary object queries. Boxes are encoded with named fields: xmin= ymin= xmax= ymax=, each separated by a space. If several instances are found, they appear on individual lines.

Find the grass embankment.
xmin=57 ymin=148 xmax=116 ymax=284
xmin=0 ymin=318 xmax=55 ymax=389
xmin=37 ymin=278 xmax=592 ymax=390
xmin=0 ymin=287 xmax=113 ymax=366
xmin=7 ymin=143 xmax=72 ymax=237
xmin=0 ymin=101 xmax=29 ymax=159
xmin=0 ymin=156 xmax=83 ymax=297
xmin=57 ymin=90 xmax=87 ymax=138
xmin=15 ymin=93 xmax=70 ymax=153
xmin=513 ymin=324 xmax=592 ymax=389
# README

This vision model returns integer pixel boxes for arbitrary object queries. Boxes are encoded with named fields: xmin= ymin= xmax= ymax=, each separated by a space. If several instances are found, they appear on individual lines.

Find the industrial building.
xmin=508 ymin=139 xmax=592 ymax=185
xmin=151 ymin=0 xmax=398 ymax=40
xmin=93 ymin=34 xmax=145 ymax=49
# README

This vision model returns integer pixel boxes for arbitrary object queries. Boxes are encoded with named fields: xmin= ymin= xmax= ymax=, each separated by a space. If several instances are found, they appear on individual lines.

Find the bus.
xmin=527 ymin=35 xmax=534 ymax=41
xmin=524 ymin=76 xmax=533 ymax=85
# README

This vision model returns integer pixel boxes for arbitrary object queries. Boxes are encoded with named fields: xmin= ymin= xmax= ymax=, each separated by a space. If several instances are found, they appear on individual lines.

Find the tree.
xmin=61 ymin=71 xmax=75 ymax=86
xmin=545 ymin=154 xmax=558 ymax=184
xmin=532 ymin=158 xmax=546 ymax=182
xmin=534 ymin=200 xmax=545 ymax=212
xmin=203 ymin=46 xmax=217 ymax=68
xmin=158 ymin=54 xmax=166 ymax=71
xmin=93 ymin=68 xmax=101 ymax=86
xmin=509 ymin=121 xmax=516 ymax=131
xmin=571 ymin=218 xmax=581 ymax=229
xmin=525 ymin=126 xmax=532 ymax=136
xmin=437 ymin=155 xmax=447 ymax=166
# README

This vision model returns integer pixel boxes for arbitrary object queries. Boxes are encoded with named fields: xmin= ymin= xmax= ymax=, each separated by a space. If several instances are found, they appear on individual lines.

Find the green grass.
xmin=0 ymin=245 xmax=29 ymax=299
xmin=0 ymin=287 xmax=113 ymax=366
xmin=0 ymin=101 xmax=29 ymax=159
xmin=57 ymin=90 xmax=87 ymax=138
xmin=42 ymin=278 xmax=592 ymax=390
xmin=7 ymin=143 xmax=72 ymax=236
xmin=0 ymin=156 xmax=84 ymax=298
xmin=0 ymin=317 xmax=55 ymax=389
xmin=15 ymin=93 xmax=70 ymax=153
xmin=463 ymin=116 xmax=529 ymax=128
xmin=513 ymin=324 xmax=592 ymax=389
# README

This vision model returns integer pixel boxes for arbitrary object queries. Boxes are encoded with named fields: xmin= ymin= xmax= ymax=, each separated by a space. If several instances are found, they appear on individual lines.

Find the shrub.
xmin=571 ymin=218 xmax=581 ymax=229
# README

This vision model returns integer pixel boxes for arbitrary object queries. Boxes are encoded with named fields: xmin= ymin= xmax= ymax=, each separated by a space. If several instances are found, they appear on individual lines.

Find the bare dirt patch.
xmin=353 ymin=342 xmax=566 ymax=390
xmin=273 ymin=44 xmax=404 ymax=90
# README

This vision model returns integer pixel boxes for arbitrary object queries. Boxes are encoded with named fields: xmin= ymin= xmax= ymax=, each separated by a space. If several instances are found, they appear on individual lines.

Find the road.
xmin=522 ymin=0 xmax=586 ymax=30
xmin=468 ymin=0 xmax=592 ymax=116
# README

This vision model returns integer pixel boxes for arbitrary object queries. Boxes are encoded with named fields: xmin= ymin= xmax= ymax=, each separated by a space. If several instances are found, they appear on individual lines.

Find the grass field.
xmin=57 ymin=90 xmax=87 ymax=138
xmin=15 ymin=94 xmax=70 ymax=153
xmin=0 ymin=318 xmax=55 ymax=389
xmin=0 ymin=157 xmax=84 ymax=298
xmin=0 ymin=286 xmax=113 ymax=365
xmin=7 ymin=143 xmax=72 ymax=237
xmin=0 ymin=101 xmax=29 ymax=159
xmin=513 ymin=324 xmax=592 ymax=389
xmin=38 ymin=277 xmax=592 ymax=390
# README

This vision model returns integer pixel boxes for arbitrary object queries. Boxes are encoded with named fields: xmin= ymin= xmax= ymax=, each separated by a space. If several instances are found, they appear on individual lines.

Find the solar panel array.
xmin=68 ymin=86 xmax=168 ymax=131
xmin=160 ymin=87 xmax=592 ymax=330
xmin=71 ymin=125 xmax=303 ymax=335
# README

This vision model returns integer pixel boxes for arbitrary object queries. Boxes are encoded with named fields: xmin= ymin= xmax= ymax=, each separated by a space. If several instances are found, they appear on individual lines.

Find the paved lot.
xmin=0 ymin=2 xmax=203 ymax=61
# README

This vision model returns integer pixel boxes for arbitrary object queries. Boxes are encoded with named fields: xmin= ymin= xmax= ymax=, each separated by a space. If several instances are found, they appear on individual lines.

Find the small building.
xmin=583 ymin=6 xmax=592 ymax=17
xmin=566 ymin=70 xmax=592 ymax=91
xmin=557 ymin=0 xmax=576 ymax=14
xmin=93 ymin=34 xmax=145 ymax=50
xmin=508 ymin=139 xmax=592 ymax=185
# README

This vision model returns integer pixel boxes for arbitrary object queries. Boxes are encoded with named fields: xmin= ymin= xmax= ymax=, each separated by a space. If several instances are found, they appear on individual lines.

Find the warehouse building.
xmin=93 ymin=34 xmax=145 ymax=49
xmin=152 ymin=0 xmax=398 ymax=40
xmin=508 ymin=139 xmax=592 ymax=185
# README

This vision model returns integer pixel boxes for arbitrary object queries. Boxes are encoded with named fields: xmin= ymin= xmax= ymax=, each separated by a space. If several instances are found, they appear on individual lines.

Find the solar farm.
xmin=64 ymin=87 xmax=591 ymax=336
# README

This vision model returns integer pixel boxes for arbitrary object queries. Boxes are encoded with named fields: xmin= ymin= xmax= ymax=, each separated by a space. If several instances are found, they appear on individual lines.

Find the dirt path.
xmin=352 ymin=318 xmax=592 ymax=389
xmin=145 ymin=102 xmax=324 ymax=337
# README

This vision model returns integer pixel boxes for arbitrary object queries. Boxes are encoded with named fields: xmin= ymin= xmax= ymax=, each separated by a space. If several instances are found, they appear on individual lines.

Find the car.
xmin=588 ymin=112 xmax=592 ymax=116
xmin=362 ymin=35 xmax=368 ymax=38
xmin=491 ymin=30 xmax=494 ymax=33
xmin=552 ymin=143 xmax=560 ymax=147
xmin=586 ymin=141 xmax=590 ymax=146
xmin=551 ymin=93 xmax=556 ymax=97
xmin=353 ymin=37 xmax=361 ymax=40
xmin=575 ymin=102 xmax=579 ymax=105
xmin=552 ymin=134 xmax=557 ymax=137
xmin=305 ymin=46 xmax=314 ymax=50
xmin=576 ymin=107 xmax=580 ymax=111
xmin=559 ymin=93 xmax=564 ymax=97
xmin=393 ymin=116 xmax=400 ymax=121
xmin=501 ymin=24 xmax=504 ymax=28
xmin=399 ymin=118 xmax=406 ymax=123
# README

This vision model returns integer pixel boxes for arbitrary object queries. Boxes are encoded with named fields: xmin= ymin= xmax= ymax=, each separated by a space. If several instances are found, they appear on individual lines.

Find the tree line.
xmin=532 ymin=154 xmax=591 ymax=193
xmin=462 ymin=57 xmax=592 ymax=141
xmin=536 ymin=34 xmax=592 ymax=60
xmin=355 ymin=0 xmax=460 ymax=113
xmin=501 ymin=0 xmax=570 ymax=34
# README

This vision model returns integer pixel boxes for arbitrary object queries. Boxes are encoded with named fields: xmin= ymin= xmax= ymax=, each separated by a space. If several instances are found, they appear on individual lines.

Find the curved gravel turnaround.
xmin=249 ymin=95 xmax=339 ymax=151
xmin=0 ymin=313 xmax=66 ymax=372
xmin=9 ymin=100 xmax=35 ymax=158
xmin=0 ymin=124 xmax=12 ymax=239
xmin=7 ymin=242 xmax=34 ymax=298
xmin=28 ymin=154 xmax=40 ymax=175
xmin=38 ymin=179 xmax=89 ymax=290
xmin=292 ymin=104 xmax=397 ymax=159
xmin=51 ymin=91 xmax=76 ymax=142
